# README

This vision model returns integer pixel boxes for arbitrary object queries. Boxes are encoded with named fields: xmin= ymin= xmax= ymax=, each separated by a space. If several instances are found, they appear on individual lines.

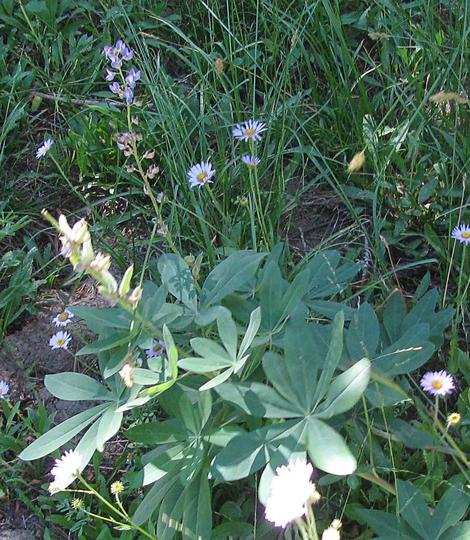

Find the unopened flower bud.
xmin=128 ymin=285 xmax=143 ymax=306
xmin=119 ymin=363 xmax=134 ymax=388
xmin=118 ymin=265 xmax=134 ymax=296
xmin=99 ymin=270 xmax=118 ymax=295
xmin=214 ymin=57 xmax=224 ymax=73
xmin=89 ymin=253 xmax=111 ymax=272
xmin=143 ymin=149 xmax=155 ymax=159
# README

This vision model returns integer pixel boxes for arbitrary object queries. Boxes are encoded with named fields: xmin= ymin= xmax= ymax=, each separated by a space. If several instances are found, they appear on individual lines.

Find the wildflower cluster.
xmin=103 ymin=40 xmax=140 ymax=105
xmin=42 ymin=211 xmax=142 ymax=308
xmin=187 ymin=118 xmax=266 ymax=190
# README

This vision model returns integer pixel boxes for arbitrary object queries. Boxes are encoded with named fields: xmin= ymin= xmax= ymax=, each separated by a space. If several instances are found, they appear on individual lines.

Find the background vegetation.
xmin=0 ymin=0 xmax=469 ymax=538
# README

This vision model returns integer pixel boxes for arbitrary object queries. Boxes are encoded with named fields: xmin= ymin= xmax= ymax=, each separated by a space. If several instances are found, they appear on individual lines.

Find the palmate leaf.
xmin=158 ymin=254 xmax=198 ymax=312
xmin=315 ymin=358 xmax=371 ymax=419
xmin=182 ymin=468 xmax=212 ymax=540
xmin=200 ymin=251 xmax=266 ymax=306
xmin=19 ymin=403 xmax=110 ymax=460
xmin=441 ymin=523 xmax=470 ymax=540
xmin=429 ymin=484 xmax=470 ymax=540
xmin=397 ymin=480 xmax=433 ymax=539
xmin=346 ymin=303 xmax=379 ymax=361
xmin=133 ymin=470 xmax=179 ymax=525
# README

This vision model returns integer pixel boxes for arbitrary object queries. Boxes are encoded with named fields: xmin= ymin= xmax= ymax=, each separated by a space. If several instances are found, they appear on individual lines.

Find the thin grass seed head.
xmin=347 ymin=150 xmax=365 ymax=173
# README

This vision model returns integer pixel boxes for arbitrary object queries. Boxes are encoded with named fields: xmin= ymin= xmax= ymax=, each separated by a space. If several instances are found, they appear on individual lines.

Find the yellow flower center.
xmin=448 ymin=413 xmax=461 ymax=425
xmin=197 ymin=172 xmax=207 ymax=182
xmin=57 ymin=339 xmax=65 ymax=346
xmin=462 ymin=232 xmax=470 ymax=239
xmin=244 ymin=128 xmax=256 ymax=136
xmin=432 ymin=380 xmax=443 ymax=389
xmin=58 ymin=312 xmax=69 ymax=322
xmin=153 ymin=343 xmax=162 ymax=353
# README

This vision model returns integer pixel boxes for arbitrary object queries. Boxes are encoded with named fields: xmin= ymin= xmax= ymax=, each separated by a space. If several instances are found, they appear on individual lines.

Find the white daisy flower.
xmin=265 ymin=458 xmax=316 ymax=528
xmin=49 ymin=450 xmax=82 ymax=493
xmin=232 ymin=119 xmax=267 ymax=142
xmin=52 ymin=309 xmax=74 ymax=328
xmin=420 ymin=370 xmax=455 ymax=397
xmin=241 ymin=154 xmax=261 ymax=167
xmin=451 ymin=224 xmax=470 ymax=245
xmin=49 ymin=331 xmax=72 ymax=350
xmin=36 ymin=139 xmax=54 ymax=159
xmin=187 ymin=161 xmax=215 ymax=189
xmin=322 ymin=520 xmax=342 ymax=540
xmin=145 ymin=339 xmax=166 ymax=359
xmin=0 ymin=380 xmax=9 ymax=399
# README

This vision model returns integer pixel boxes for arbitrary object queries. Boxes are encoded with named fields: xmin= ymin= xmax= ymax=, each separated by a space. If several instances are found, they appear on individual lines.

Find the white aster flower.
xmin=232 ymin=119 xmax=267 ymax=142
xmin=52 ymin=309 xmax=74 ymax=327
xmin=48 ymin=450 xmax=82 ymax=493
xmin=36 ymin=139 xmax=54 ymax=159
xmin=420 ymin=370 xmax=455 ymax=397
xmin=451 ymin=224 xmax=470 ymax=245
xmin=241 ymin=154 xmax=261 ymax=167
xmin=49 ymin=331 xmax=72 ymax=350
xmin=187 ymin=161 xmax=215 ymax=189
xmin=0 ymin=380 xmax=9 ymax=399
xmin=265 ymin=458 xmax=316 ymax=528
xmin=145 ymin=339 xmax=166 ymax=359
xmin=322 ymin=520 xmax=342 ymax=540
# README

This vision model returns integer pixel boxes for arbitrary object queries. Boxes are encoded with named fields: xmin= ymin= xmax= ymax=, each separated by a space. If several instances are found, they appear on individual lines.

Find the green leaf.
xmin=201 ymin=251 xmax=266 ymax=306
xmin=199 ymin=367 xmax=234 ymax=391
xmin=69 ymin=306 xmax=132 ymax=330
xmin=96 ymin=406 xmax=123 ymax=452
xmin=75 ymin=419 xmax=100 ymax=473
xmin=441 ymin=522 xmax=470 ymax=540
xmin=215 ymin=382 xmax=302 ymax=418
xmin=429 ymin=485 xmax=470 ymax=540
xmin=316 ymin=358 xmax=371 ymax=418
xmin=306 ymin=417 xmax=356 ymax=475
xmin=133 ymin=471 xmax=179 ymax=525
xmin=157 ymin=479 xmax=185 ymax=540
xmin=354 ymin=509 xmax=410 ymax=538
xmin=346 ymin=304 xmax=379 ymax=360
xmin=216 ymin=309 xmax=237 ymax=360
xmin=258 ymin=260 xmax=287 ymax=330
xmin=211 ymin=422 xmax=299 ymax=481
xmin=191 ymin=337 xmax=232 ymax=362
xmin=158 ymin=254 xmax=198 ymax=312
xmin=238 ymin=307 xmax=262 ymax=358
xmin=178 ymin=356 xmax=233 ymax=373
xmin=126 ymin=419 xmax=188 ymax=446
xmin=311 ymin=311 xmax=344 ymax=405
xmin=133 ymin=368 xmax=165 ymax=385
xmin=76 ymin=332 xmax=133 ymax=355
xmin=374 ymin=324 xmax=434 ymax=375
xmin=19 ymin=403 xmax=109 ymax=460
xmin=45 ymin=373 xmax=114 ymax=401
xmin=397 ymin=480 xmax=432 ymax=539
xmin=383 ymin=291 xmax=406 ymax=343
xmin=182 ymin=470 xmax=212 ymax=540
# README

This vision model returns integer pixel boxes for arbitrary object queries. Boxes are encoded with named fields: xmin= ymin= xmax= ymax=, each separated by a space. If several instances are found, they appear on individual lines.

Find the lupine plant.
xmin=15 ymin=209 xmax=469 ymax=539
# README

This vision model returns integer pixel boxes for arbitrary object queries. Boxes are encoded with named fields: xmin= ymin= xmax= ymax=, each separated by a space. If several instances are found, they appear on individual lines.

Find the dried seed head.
xmin=347 ymin=150 xmax=366 ymax=173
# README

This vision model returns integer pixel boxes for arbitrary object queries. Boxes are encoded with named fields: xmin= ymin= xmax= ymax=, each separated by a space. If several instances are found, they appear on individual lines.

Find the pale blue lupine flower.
xmin=0 ymin=380 xmax=9 ymax=399
xmin=109 ymin=82 xmax=121 ymax=94
xmin=125 ymin=68 xmax=141 ymax=89
xmin=123 ymin=88 xmax=134 ymax=104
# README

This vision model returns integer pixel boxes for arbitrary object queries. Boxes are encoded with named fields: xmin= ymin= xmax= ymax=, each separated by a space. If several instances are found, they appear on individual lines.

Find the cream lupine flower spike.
xmin=42 ymin=210 xmax=142 ymax=308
